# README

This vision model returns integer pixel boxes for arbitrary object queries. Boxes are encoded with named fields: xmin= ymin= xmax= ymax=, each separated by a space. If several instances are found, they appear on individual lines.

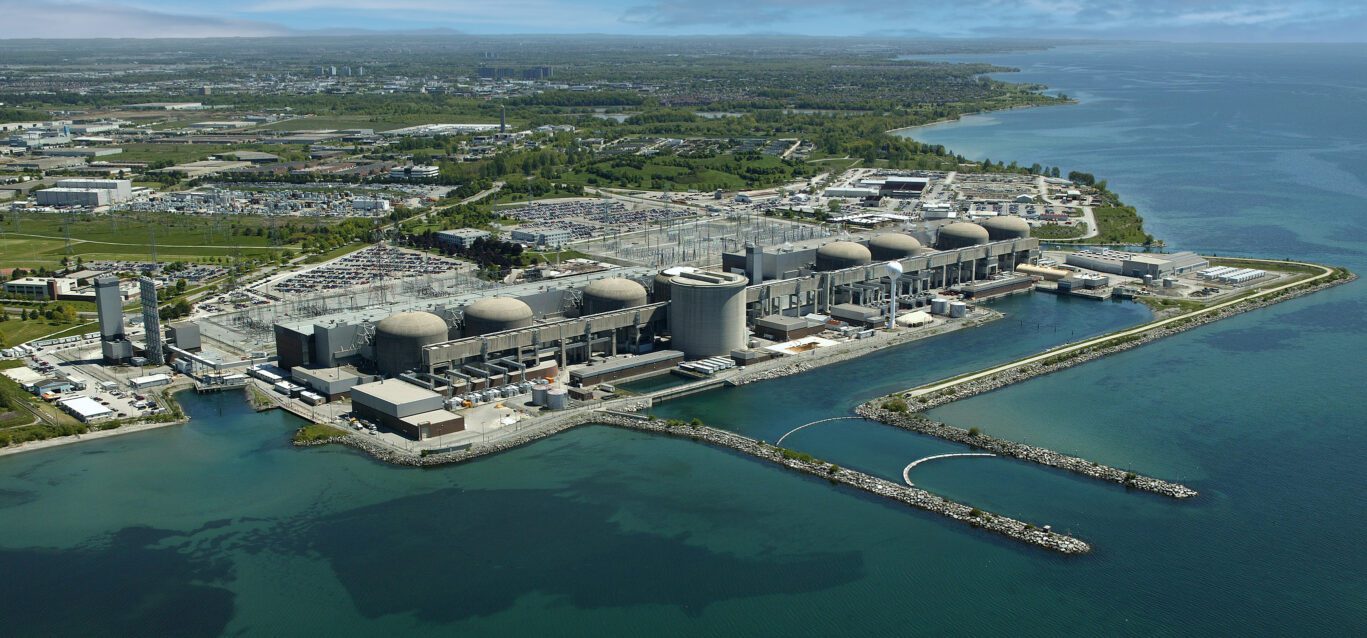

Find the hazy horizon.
xmin=2 ymin=1 xmax=1365 ymax=43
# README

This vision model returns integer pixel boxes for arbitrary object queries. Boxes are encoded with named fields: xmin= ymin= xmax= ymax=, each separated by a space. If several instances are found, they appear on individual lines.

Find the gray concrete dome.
xmin=868 ymin=233 xmax=922 ymax=260
xmin=375 ymin=311 xmax=448 ymax=339
xmin=463 ymin=297 xmax=534 ymax=336
xmin=583 ymin=278 xmax=649 ymax=315
xmin=980 ymin=216 xmax=1031 ymax=240
xmin=936 ymin=222 xmax=990 ymax=249
xmin=815 ymin=240 xmax=873 ymax=271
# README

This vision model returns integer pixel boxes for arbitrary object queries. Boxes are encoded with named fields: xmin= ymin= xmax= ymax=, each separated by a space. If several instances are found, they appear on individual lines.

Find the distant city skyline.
xmin=3 ymin=0 xmax=1366 ymax=41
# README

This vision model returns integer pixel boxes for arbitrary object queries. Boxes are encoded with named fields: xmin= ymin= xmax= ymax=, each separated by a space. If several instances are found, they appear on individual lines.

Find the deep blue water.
xmin=2 ymin=43 xmax=1366 ymax=635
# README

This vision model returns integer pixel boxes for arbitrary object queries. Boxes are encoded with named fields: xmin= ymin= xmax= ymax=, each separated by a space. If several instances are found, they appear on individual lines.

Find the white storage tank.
xmin=531 ymin=383 xmax=551 ymax=406
xmin=949 ymin=301 xmax=968 ymax=318
xmin=545 ymin=388 xmax=569 ymax=410
xmin=931 ymin=298 xmax=950 ymax=315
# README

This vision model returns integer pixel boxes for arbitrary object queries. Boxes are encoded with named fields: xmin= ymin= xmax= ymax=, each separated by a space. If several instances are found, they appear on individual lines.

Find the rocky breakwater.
xmin=594 ymin=413 xmax=1092 ymax=555
xmin=856 ymin=404 xmax=1197 ymax=499
xmin=911 ymin=270 xmax=1357 ymax=414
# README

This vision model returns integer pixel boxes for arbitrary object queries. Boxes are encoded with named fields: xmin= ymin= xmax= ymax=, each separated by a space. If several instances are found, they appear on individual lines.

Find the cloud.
xmin=0 ymin=0 xmax=292 ymax=38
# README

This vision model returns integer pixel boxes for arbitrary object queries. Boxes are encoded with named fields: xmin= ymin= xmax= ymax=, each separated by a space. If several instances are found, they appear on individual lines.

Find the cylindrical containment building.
xmin=463 ymin=297 xmax=534 ymax=337
xmin=668 ymin=270 xmax=748 ymax=359
xmin=980 ymin=216 xmax=1031 ymax=241
xmin=868 ymin=233 xmax=922 ymax=260
xmin=935 ymin=222 xmax=990 ymax=249
xmin=582 ymin=277 xmax=649 ymax=316
xmin=815 ymin=241 xmax=872 ymax=271
xmin=373 ymin=311 xmax=450 ymax=377
xmin=545 ymin=388 xmax=569 ymax=410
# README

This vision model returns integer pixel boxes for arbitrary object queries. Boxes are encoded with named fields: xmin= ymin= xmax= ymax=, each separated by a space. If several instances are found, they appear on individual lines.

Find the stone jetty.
xmin=856 ymin=404 xmax=1197 ymax=498
xmin=296 ymin=410 xmax=1091 ymax=554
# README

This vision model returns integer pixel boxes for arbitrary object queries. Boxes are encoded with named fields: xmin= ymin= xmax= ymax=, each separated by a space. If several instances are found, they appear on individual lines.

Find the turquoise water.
xmin=4 ymin=43 xmax=1367 ymax=635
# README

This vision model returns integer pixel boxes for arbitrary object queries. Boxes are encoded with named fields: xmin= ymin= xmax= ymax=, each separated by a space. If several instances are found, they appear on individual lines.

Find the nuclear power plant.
xmin=265 ymin=221 xmax=1038 ymax=438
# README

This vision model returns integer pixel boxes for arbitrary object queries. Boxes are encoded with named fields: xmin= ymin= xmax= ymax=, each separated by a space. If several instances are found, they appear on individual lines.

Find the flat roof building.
xmin=350 ymin=379 xmax=463 ymax=440
xmin=58 ymin=396 xmax=113 ymax=423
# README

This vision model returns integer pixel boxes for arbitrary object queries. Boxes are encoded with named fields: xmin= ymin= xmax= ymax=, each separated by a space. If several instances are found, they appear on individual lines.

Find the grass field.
xmin=0 ymin=212 xmax=307 ymax=270
xmin=0 ymin=316 xmax=87 ymax=347
xmin=300 ymin=241 xmax=368 ymax=264
xmin=111 ymin=143 xmax=239 ymax=164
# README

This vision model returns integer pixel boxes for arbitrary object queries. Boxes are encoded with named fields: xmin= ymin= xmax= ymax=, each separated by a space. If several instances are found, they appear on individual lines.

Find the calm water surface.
xmin=2 ymin=43 xmax=1365 ymax=635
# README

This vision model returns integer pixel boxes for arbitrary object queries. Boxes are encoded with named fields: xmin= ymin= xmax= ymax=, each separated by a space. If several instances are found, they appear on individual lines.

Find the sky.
xmin=3 ymin=0 xmax=1366 ymax=41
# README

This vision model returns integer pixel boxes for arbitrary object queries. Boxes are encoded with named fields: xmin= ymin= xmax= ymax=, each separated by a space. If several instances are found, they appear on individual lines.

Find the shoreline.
xmin=885 ymin=99 xmax=1075 ymax=137
xmin=0 ymin=382 xmax=195 ymax=458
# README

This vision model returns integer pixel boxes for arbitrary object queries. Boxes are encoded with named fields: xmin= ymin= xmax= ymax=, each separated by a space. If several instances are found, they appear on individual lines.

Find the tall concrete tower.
xmin=140 ymin=276 xmax=163 ymax=365
xmin=95 ymin=276 xmax=131 ymax=364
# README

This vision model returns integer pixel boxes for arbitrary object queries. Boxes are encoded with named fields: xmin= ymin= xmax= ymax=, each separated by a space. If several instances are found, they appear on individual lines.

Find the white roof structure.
xmin=59 ymin=396 xmax=113 ymax=421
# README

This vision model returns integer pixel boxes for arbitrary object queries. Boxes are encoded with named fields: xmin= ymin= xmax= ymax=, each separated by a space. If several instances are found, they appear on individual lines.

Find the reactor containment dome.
xmin=582 ymin=278 xmax=649 ymax=315
xmin=868 ymin=233 xmax=922 ymax=260
xmin=668 ymin=270 xmax=748 ymax=358
xmin=980 ymin=216 xmax=1031 ymax=240
xmin=373 ymin=311 xmax=450 ymax=377
xmin=935 ymin=222 xmax=990 ymax=249
xmin=815 ymin=241 xmax=873 ymax=271
xmin=463 ymin=297 xmax=534 ymax=337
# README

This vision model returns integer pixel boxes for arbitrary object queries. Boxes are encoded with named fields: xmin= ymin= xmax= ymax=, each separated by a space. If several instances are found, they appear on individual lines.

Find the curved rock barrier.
xmin=295 ymin=411 xmax=1090 ymax=554
xmin=857 ymin=404 xmax=1196 ymax=498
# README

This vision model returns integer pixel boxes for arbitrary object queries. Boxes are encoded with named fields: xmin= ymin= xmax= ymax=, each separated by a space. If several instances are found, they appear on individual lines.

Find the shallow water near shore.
xmin=2 ymin=43 xmax=1366 ymax=635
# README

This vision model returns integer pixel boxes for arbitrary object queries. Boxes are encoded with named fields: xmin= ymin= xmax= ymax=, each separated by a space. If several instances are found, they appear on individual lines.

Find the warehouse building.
xmin=1065 ymin=250 xmax=1209 ymax=278
xmin=350 ymin=379 xmax=464 ymax=440
xmin=36 ymin=187 xmax=109 ymax=207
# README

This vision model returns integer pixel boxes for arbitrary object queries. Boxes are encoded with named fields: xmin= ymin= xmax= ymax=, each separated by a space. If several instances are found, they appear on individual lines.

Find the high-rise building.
xmin=140 ymin=277 xmax=163 ymax=365
xmin=95 ymin=275 xmax=132 ymax=364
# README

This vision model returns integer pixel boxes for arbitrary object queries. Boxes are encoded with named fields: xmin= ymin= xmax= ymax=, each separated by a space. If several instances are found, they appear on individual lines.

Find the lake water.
xmin=3 ymin=43 xmax=1366 ymax=635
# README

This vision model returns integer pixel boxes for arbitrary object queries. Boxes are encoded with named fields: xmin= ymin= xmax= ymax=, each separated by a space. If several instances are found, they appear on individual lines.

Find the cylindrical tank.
xmin=1163 ymin=277 xmax=1177 ymax=288
xmin=463 ymin=297 xmax=534 ymax=337
xmin=545 ymin=388 xmax=569 ymax=410
xmin=949 ymin=301 xmax=968 ymax=318
xmin=868 ymin=233 xmax=922 ymax=260
xmin=652 ymin=272 xmax=674 ymax=303
xmin=931 ymin=298 xmax=950 ymax=315
xmin=582 ymin=277 xmax=649 ymax=316
xmin=935 ymin=222 xmax=990 ymax=249
xmin=668 ymin=271 xmax=748 ymax=359
xmin=815 ymin=241 xmax=872 ymax=271
xmin=980 ymin=216 xmax=1031 ymax=240
xmin=372 ymin=311 xmax=449 ymax=377
xmin=1143 ymin=274 xmax=1154 ymax=286
xmin=531 ymin=383 xmax=550 ymax=406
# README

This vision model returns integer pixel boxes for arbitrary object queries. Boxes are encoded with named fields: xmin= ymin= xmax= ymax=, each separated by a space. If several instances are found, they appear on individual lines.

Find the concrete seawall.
xmin=297 ymin=411 xmax=1091 ymax=554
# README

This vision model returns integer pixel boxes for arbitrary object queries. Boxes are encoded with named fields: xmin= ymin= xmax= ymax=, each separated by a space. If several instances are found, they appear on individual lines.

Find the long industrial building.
xmin=269 ymin=223 xmax=1039 ymax=433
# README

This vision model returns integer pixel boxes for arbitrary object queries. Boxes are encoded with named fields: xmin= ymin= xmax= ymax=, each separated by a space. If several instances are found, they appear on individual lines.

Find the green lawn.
xmin=0 ymin=316 xmax=89 ymax=346
xmin=1086 ymin=206 xmax=1152 ymax=245
xmin=301 ymin=241 xmax=369 ymax=264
